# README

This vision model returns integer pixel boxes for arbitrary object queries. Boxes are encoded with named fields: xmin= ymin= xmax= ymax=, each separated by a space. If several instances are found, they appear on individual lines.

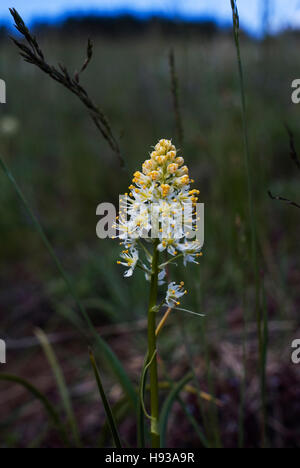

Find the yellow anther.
xmin=161 ymin=184 xmax=171 ymax=197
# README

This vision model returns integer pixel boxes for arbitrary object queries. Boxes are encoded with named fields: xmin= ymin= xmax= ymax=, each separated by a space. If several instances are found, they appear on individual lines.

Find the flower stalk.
xmin=147 ymin=239 xmax=160 ymax=447
xmin=114 ymin=138 xmax=203 ymax=447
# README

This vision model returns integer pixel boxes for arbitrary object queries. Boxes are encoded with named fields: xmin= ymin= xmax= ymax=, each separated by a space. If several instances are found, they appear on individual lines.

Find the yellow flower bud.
xmin=167 ymin=163 xmax=179 ymax=174
xmin=167 ymin=150 xmax=176 ymax=160
xmin=149 ymin=170 xmax=160 ymax=181
xmin=142 ymin=159 xmax=154 ymax=174
xmin=156 ymin=155 xmax=166 ymax=165
xmin=175 ymin=157 xmax=184 ymax=166
xmin=179 ymin=175 xmax=190 ymax=186
xmin=180 ymin=165 xmax=189 ymax=175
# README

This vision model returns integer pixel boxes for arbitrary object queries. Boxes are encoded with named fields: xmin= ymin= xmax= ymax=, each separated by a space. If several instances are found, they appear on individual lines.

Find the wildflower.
xmin=114 ymin=138 xmax=202 ymax=274
xmin=113 ymin=138 xmax=203 ymax=447
xmin=165 ymin=282 xmax=187 ymax=307
xmin=117 ymin=248 xmax=139 ymax=277
xmin=178 ymin=241 xmax=203 ymax=266
xmin=157 ymin=238 xmax=178 ymax=256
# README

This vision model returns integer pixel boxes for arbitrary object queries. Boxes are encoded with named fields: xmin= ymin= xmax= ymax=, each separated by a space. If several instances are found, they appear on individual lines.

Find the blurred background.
xmin=1 ymin=0 xmax=300 ymax=448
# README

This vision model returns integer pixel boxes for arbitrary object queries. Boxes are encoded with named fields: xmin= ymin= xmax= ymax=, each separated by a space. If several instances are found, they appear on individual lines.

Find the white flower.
xmin=177 ymin=240 xmax=203 ymax=266
xmin=117 ymin=248 xmax=139 ymax=277
xmin=165 ymin=281 xmax=187 ymax=307
xmin=157 ymin=238 xmax=179 ymax=256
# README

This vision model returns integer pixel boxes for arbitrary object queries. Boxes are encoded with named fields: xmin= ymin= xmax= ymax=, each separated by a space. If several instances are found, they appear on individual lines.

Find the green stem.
xmin=148 ymin=240 xmax=160 ymax=448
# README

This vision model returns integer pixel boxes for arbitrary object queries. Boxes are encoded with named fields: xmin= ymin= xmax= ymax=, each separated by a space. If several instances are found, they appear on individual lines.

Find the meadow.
xmin=0 ymin=19 xmax=300 ymax=447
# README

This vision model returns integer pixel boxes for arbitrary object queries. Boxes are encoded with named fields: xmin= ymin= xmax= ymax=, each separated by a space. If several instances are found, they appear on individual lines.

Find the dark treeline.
xmin=1 ymin=14 xmax=235 ymax=40
xmin=36 ymin=15 xmax=223 ymax=38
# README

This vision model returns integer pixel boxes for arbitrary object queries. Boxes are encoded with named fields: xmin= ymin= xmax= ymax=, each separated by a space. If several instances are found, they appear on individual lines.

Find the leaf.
xmin=89 ymin=349 xmax=122 ymax=448
xmin=99 ymin=396 xmax=130 ymax=447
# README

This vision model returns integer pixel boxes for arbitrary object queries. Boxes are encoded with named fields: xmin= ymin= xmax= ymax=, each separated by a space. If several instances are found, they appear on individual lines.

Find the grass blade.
xmin=99 ymin=396 xmax=130 ymax=447
xmin=89 ymin=348 xmax=122 ymax=448
xmin=160 ymin=373 xmax=192 ymax=448
xmin=0 ymin=373 xmax=70 ymax=446
xmin=0 ymin=154 xmax=137 ymax=409
xmin=230 ymin=0 xmax=263 ymax=445
xmin=35 ymin=328 xmax=81 ymax=447
xmin=230 ymin=0 xmax=260 ymax=303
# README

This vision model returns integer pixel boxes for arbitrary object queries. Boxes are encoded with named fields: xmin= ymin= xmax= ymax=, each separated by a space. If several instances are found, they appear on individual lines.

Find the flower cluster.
xmin=114 ymin=138 xmax=203 ymax=307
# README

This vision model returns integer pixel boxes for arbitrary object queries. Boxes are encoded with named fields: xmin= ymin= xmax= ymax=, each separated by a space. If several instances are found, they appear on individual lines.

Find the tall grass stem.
xmin=169 ymin=48 xmax=184 ymax=149
xmin=230 ymin=0 xmax=264 ymax=444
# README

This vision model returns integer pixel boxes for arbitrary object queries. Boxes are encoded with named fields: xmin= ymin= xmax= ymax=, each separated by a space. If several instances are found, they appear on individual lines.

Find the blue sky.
xmin=0 ymin=0 xmax=300 ymax=37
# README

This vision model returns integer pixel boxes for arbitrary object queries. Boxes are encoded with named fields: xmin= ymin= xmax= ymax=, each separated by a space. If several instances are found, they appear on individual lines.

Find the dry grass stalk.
xmin=9 ymin=8 xmax=124 ymax=167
